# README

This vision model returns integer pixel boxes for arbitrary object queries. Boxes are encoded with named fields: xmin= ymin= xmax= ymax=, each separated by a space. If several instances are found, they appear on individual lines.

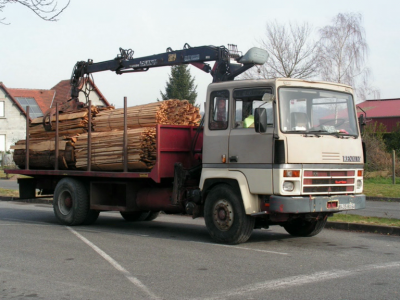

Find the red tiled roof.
xmin=7 ymin=88 xmax=55 ymax=114
xmin=50 ymin=79 xmax=71 ymax=108
xmin=51 ymin=78 xmax=110 ymax=107
xmin=357 ymin=99 xmax=400 ymax=118
xmin=1 ymin=79 xmax=110 ymax=120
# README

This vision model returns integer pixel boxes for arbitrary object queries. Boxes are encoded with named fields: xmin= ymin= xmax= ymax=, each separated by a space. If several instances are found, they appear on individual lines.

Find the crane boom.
xmin=70 ymin=44 xmax=268 ymax=101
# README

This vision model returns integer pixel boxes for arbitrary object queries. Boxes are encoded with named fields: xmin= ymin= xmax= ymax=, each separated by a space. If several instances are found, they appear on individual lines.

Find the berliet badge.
xmin=343 ymin=156 xmax=361 ymax=162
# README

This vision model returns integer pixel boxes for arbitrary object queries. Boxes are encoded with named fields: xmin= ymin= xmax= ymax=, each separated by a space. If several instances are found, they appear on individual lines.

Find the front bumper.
xmin=269 ymin=194 xmax=366 ymax=214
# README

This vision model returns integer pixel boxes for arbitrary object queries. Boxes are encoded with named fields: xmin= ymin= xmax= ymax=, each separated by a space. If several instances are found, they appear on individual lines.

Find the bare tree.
xmin=242 ymin=21 xmax=319 ymax=79
xmin=0 ymin=0 xmax=70 ymax=25
xmin=318 ymin=12 xmax=379 ymax=101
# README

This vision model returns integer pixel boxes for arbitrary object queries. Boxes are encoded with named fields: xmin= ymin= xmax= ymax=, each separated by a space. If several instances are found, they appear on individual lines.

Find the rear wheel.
xmin=53 ymin=178 xmax=89 ymax=226
xmin=83 ymin=210 xmax=100 ymax=225
xmin=120 ymin=211 xmax=150 ymax=222
xmin=284 ymin=217 xmax=327 ymax=237
xmin=204 ymin=185 xmax=254 ymax=244
xmin=145 ymin=211 xmax=160 ymax=221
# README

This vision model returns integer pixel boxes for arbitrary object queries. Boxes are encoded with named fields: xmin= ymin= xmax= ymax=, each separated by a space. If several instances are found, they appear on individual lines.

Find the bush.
xmin=362 ymin=123 xmax=400 ymax=176
xmin=384 ymin=122 xmax=400 ymax=154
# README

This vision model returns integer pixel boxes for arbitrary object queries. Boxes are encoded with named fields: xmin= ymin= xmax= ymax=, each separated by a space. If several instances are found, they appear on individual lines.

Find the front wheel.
xmin=284 ymin=217 xmax=327 ymax=237
xmin=204 ymin=185 xmax=254 ymax=244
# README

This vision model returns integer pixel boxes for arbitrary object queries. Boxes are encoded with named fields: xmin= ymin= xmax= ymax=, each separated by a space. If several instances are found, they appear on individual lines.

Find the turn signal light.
xmin=284 ymin=170 xmax=300 ymax=177
xmin=221 ymin=155 xmax=226 ymax=163
xmin=357 ymin=170 xmax=363 ymax=177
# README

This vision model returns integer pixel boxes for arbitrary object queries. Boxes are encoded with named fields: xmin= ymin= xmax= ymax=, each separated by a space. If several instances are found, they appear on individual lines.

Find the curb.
xmin=326 ymin=221 xmax=400 ymax=236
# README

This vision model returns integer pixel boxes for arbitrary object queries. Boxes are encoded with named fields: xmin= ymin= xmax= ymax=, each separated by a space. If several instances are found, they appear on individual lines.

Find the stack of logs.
xmin=11 ymin=107 xmax=101 ymax=170
xmin=12 ymin=100 xmax=200 ymax=171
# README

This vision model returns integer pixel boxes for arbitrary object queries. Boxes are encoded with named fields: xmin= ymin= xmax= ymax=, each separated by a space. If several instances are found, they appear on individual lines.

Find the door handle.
xmin=229 ymin=156 xmax=238 ymax=162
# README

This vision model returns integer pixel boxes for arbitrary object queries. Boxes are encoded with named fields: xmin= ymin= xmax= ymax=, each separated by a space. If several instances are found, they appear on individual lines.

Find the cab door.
xmin=228 ymin=88 xmax=274 ymax=194
xmin=202 ymin=90 xmax=230 ymax=165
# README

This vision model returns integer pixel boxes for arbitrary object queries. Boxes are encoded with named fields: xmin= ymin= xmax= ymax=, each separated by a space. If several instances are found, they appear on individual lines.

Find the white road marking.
xmin=196 ymin=261 xmax=400 ymax=300
xmin=192 ymin=241 xmax=289 ymax=255
xmin=67 ymin=227 xmax=161 ymax=300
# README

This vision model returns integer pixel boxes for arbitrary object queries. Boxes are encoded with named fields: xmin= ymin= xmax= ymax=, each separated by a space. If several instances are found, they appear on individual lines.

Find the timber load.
xmin=12 ymin=100 xmax=200 ymax=171
xmin=11 ymin=137 xmax=76 ymax=170
xmin=74 ymin=127 xmax=156 ymax=170
xmin=28 ymin=106 xmax=107 ymax=139
xmin=93 ymin=99 xmax=201 ymax=131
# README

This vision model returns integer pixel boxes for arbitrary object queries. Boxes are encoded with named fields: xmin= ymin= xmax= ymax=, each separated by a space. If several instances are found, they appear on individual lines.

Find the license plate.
xmin=338 ymin=203 xmax=355 ymax=210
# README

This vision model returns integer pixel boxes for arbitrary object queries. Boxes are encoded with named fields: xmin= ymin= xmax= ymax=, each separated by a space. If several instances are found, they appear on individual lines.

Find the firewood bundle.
xmin=156 ymin=99 xmax=201 ymax=126
xmin=28 ymin=107 xmax=102 ymax=139
xmin=12 ymin=100 xmax=199 ymax=171
xmin=74 ymin=128 xmax=153 ymax=170
xmin=11 ymin=137 xmax=76 ymax=170
xmin=140 ymin=127 xmax=156 ymax=167
xmin=93 ymin=100 xmax=201 ymax=132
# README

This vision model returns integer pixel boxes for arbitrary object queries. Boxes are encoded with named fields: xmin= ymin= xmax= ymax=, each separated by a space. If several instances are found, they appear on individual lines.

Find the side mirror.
xmin=254 ymin=108 xmax=268 ymax=133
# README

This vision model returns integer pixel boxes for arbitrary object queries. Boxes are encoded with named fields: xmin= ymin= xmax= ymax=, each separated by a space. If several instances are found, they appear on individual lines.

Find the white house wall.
xmin=0 ymin=87 xmax=27 ymax=152
xmin=78 ymin=90 xmax=105 ymax=107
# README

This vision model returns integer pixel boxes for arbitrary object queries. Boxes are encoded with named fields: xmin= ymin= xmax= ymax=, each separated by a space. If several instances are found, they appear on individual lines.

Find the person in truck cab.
xmin=210 ymin=98 xmax=228 ymax=129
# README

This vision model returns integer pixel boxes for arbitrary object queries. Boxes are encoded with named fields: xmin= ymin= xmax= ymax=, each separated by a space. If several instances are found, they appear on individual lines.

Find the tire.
xmin=204 ymin=185 xmax=255 ymax=244
xmin=145 ymin=211 xmax=160 ymax=221
xmin=284 ymin=217 xmax=327 ymax=237
xmin=83 ymin=210 xmax=100 ymax=225
xmin=120 ymin=211 xmax=150 ymax=222
xmin=53 ymin=178 xmax=90 ymax=226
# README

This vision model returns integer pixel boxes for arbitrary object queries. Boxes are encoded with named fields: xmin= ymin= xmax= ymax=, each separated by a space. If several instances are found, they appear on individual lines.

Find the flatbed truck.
xmin=6 ymin=44 xmax=366 ymax=244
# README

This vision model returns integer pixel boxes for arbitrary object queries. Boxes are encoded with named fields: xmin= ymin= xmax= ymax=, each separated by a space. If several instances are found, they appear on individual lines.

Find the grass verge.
xmin=363 ymin=177 xmax=400 ymax=198
xmin=0 ymin=188 xmax=19 ymax=197
xmin=0 ymin=170 xmax=9 ymax=179
xmin=329 ymin=214 xmax=400 ymax=228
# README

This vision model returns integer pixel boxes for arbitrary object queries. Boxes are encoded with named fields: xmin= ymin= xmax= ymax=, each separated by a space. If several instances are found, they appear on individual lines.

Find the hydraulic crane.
xmin=67 ymin=43 xmax=268 ymax=110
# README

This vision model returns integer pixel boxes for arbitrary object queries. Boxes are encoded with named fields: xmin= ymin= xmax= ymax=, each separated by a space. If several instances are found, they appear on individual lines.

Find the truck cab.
xmin=200 ymin=78 xmax=365 ymax=243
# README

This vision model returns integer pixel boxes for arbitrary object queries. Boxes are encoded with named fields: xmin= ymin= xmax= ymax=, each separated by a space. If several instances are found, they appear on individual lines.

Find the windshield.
xmin=279 ymin=87 xmax=358 ymax=136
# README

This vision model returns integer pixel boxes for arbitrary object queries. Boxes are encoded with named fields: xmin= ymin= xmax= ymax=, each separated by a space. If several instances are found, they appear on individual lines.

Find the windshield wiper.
xmin=305 ymin=129 xmax=328 ymax=137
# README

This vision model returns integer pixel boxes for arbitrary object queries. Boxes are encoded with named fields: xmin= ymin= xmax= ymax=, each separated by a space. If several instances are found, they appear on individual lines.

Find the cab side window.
xmin=209 ymin=90 xmax=229 ymax=130
xmin=233 ymin=88 xmax=274 ymax=129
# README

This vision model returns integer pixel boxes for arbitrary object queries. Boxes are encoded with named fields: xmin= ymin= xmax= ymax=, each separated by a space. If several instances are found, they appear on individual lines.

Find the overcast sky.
xmin=1 ymin=0 xmax=399 ymax=109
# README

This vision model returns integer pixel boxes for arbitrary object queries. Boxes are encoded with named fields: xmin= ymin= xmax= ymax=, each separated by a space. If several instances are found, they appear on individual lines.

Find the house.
xmin=0 ymin=80 xmax=110 ymax=153
xmin=52 ymin=78 xmax=110 ymax=108
xmin=357 ymin=98 xmax=400 ymax=133
xmin=0 ymin=82 xmax=29 ymax=154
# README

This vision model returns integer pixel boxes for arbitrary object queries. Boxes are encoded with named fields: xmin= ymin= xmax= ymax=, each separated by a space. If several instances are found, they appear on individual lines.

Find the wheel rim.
xmin=212 ymin=199 xmax=234 ymax=231
xmin=59 ymin=190 xmax=73 ymax=216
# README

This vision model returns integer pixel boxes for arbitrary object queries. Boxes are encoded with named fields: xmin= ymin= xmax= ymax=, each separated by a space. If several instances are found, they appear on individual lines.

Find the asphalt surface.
xmin=1 ymin=177 xmax=399 ymax=235
xmin=0 ymin=178 xmax=19 ymax=190
xmin=0 ymin=201 xmax=400 ymax=300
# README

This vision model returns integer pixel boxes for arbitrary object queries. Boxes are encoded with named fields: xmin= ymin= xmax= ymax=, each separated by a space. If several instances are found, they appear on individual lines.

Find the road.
xmin=339 ymin=200 xmax=400 ymax=219
xmin=2 ymin=176 xmax=399 ymax=220
xmin=0 ymin=178 xmax=19 ymax=190
xmin=0 ymin=201 xmax=399 ymax=300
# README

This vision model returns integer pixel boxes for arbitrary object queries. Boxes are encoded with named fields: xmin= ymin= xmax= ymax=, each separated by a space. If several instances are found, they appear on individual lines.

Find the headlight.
xmin=283 ymin=181 xmax=294 ymax=191
xmin=357 ymin=180 xmax=362 ymax=189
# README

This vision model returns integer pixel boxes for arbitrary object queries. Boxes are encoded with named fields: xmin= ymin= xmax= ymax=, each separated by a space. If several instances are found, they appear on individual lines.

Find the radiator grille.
xmin=303 ymin=170 xmax=356 ymax=195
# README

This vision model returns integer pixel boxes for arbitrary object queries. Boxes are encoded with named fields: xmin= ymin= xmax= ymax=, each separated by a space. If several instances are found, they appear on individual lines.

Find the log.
xmin=13 ymin=150 xmax=69 ymax=170
xmin=93 ymin=100 xmax=200 ymax=132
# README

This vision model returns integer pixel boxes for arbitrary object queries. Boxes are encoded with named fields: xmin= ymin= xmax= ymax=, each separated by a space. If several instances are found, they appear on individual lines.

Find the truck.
xmin=6 ymin=44 xmax=366 ymax=244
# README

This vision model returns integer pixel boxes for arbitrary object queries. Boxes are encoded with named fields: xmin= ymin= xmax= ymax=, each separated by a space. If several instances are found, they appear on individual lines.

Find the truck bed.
xmin=6 ymin=124 xmax=203 ymax=183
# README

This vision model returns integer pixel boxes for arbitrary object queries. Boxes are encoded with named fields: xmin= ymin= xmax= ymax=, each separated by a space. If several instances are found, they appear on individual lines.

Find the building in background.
xmin=357 ymin=99 xmax=400 ymax=133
